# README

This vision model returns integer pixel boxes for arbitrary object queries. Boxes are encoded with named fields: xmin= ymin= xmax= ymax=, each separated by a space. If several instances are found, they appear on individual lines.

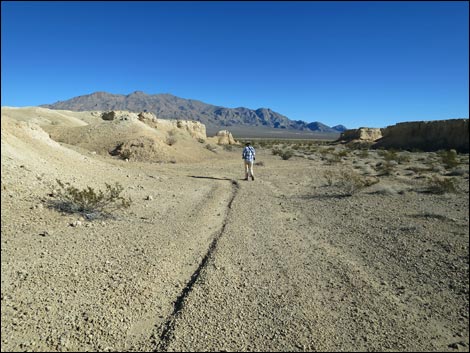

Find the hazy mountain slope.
xmin=40 ymin=91 xmax=343 ymax=133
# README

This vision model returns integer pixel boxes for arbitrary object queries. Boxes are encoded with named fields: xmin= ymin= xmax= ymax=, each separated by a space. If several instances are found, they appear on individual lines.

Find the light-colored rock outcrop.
xmin=215 ymin=130 xmax=239 ymax=145
xmin=135 ymin=111 xmax=207 ymax=140
xmin=101 ymin=111 xmax=139 ymax=121
xmin=339 ymin=128 xmax=383 ymax=143
xmin=373 ymin=119 xmax=469 ymax=152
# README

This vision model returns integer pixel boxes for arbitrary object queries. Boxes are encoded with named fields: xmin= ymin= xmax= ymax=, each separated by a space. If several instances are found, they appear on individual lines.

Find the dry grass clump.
xmin=166 ymin=136 xmax=177 ymax=146
xmin=425 ymin=175 xmax=458 ymax=194
xmin=439 ymin=149 xmax=459 ymax=169
xmin=205 ymin=144 xmax=217 ymax=153
xmin=323 ymin=169 xmax=379 ymax=196
xmin=279 ymin=149 xmax=294 ymax=160
xmin=51 ymin=180 xmax=132 ymax=216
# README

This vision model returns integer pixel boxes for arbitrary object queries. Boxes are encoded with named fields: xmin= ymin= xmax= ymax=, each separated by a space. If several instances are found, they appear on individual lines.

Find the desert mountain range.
xmin=40 ymin=91 xmax=347 ymax=133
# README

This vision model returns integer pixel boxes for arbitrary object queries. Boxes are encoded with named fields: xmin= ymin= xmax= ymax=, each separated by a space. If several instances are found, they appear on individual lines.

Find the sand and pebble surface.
xmin=1 ymin=107 xmax=469 ymax=352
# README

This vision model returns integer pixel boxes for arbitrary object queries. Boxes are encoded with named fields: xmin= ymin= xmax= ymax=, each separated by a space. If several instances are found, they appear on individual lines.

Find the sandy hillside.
xmin=1 ymin=107 xmax=469 ymax=352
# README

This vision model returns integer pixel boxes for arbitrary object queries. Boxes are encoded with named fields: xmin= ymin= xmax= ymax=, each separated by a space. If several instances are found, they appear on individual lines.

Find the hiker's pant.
xmin=244 ymin=160 xmax=254 ymax=177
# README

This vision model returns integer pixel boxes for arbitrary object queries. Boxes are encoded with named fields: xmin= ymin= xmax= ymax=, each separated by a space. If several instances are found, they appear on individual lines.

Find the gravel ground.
xmin=1 ymin=109 xmax=469 ymax=352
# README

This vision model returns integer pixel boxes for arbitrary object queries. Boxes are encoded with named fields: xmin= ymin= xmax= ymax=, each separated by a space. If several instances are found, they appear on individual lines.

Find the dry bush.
xmin=376 ymin=160 xmax=396 ymax=176
xmin=439 ymin=149 xmax=459 ymax=169
xmin=52 ymin=180 xmax=132 ymax=216
xmin=119 ymin=149 xmax=133 ymax=160
xmin=166 ymin=136 xmax=177 ymax=146
xmin=323 ymin=170 xmax=335 ymax=186
xmin=272 ymin=147 xmax=282 ymax=156
xmin=197 ymin=138 xmax=205 ymax=144
xmin=205 ymin=144 xmax=217 ymax=153
xmin=280 ymin=149 xmax=294 ymax=160
xmin=425 ymin=175 xmax=458 ymax=194
xmin=324 ymin=169 xmax=379 ymax=196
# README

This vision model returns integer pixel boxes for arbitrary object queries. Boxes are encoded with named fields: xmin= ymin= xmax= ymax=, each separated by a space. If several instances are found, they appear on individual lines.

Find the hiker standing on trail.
xmin=242 ymin=142 xmax=256 ymax=181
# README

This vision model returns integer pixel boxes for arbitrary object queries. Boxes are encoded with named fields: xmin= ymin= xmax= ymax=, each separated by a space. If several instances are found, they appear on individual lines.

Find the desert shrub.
xmin=327 ymin=153 xmax=342 ymax=164
xmin=52 ymin=179 xmax=131 ymax=216
xmin=120 ymin=149 xmax=133 ymax=160
xmin=292 ymin=144 xmax=301 ymax=150
xmin=439 ymin=149 xmax=459 ymax=169
xmin=379 ymin=149 xmax=400 ymax=162
xmin=338 ymin=170 xmax=379 ymax=195
xmin=323 ymin=170 xmax=335 ymax=186
xmin=280 ymin=149 xmax=294 ymax=160
xmin=197 ymin=138 xmax=205 ymax=144
xmin=426 ymin=176 xmax=458 ymax=194
xmin=223 ymin=144 xmax=233 ymax=151
xmin=406 ymin=166 xmax=432 ymax=174
xmin=376 ymin=160 xmax=395 ymax=176
xmin=324 ymin=169 xmax=379 ymax=196
xmin=166 ymin=136 xmax=177 ymax=146
xmin=272 ymin=147 xmax=282 ymax=156
xmin=255 ymin=161 xmax=265 ymax=166
xmin=337 ymin=150 xmax=349 ymax=157
xmin=205 ymin=144 xmax=217 ymax=153
xmin=357 ymin=149 xmax=369 ymax=158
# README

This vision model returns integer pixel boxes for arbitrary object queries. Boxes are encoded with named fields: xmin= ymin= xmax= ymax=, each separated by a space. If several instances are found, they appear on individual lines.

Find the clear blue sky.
xmin=1 ymin=1 xmax=468 ymax=128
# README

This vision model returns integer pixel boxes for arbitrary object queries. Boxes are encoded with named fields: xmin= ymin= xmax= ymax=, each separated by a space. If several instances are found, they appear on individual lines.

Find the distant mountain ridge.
xmin=40 ymin=91 xmax=346 ymax=133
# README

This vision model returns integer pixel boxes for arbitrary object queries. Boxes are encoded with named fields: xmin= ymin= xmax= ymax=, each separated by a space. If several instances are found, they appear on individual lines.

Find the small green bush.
xmin=53 ymin=179 xmax=132 ymax=216
xmin=280 ymin=149 xmax=294 ymax=160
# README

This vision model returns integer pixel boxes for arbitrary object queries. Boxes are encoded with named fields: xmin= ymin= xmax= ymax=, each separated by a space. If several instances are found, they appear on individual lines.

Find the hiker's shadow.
xmin=189 ymin=175 xmax=233 ymax=181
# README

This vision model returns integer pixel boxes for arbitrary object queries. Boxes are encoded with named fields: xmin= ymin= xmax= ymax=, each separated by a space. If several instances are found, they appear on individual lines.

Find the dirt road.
xmin=2 ymin=144 xmax=469 ymax=352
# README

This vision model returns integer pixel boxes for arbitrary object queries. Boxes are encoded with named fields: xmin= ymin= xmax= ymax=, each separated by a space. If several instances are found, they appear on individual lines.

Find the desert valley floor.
xmin=1 ymin=107 xmax=469 ymax=352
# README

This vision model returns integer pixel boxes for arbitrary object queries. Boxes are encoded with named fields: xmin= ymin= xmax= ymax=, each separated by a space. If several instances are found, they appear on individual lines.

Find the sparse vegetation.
xmin=52 ymin=179 xmax=132 ymax=216
xmin=426 ymin=175 xmax=458 ymax=194
xmin=279 ymin=149 xmax=294 ymax=160
xmin=166 ymin=136 xmax=177 ymax=146
xmin=272 ymin=147 xmax=282 ymax=156
xmin=324 ymin=169 xmax=379 ymax=196
xmin=376 ymin=161 xmax=396 ymax=176
xmin=119 ymin=149 xmax=132 ymax=160
xmin=197 ymin=138 xmax=205 ymax=144
xmin=205 ymin=144 xmax=217 ymax=153
xmin=439 ymin=149 xmax=459 ymax=169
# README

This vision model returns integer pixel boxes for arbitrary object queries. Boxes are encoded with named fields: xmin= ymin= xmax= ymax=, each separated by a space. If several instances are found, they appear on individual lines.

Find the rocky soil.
xmin=1 ymin=108 xmax=469 ymax=352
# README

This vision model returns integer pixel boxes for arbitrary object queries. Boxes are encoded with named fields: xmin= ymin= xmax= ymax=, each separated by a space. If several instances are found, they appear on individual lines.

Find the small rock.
xmin=70 ymin=220 xmax=82 ymax=227
xmin=146 ymin=195 xmax=153 ymax=201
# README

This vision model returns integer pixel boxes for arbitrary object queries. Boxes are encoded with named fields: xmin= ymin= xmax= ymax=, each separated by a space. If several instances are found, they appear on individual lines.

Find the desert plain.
xmin=1 ymin=107 xmax=469 ymax=352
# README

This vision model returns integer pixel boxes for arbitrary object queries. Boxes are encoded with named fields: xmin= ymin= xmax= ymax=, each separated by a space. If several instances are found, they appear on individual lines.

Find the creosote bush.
xmin=439 ymin=149 xmax=459 ymax=169
xmin=324 ymin=169 xmax=379 ymax=196
xmin=53 ymin=179 xmax=132 ymax=216
xmin=280 ymin=149 xmax=294 ymax=160
xmin=426 ymin=176 xmax=458 ymax=194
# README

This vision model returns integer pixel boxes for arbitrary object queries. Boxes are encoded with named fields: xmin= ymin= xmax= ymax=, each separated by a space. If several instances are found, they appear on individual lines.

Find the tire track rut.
xmin=154 ymin=179 xmax=239 ymax=351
